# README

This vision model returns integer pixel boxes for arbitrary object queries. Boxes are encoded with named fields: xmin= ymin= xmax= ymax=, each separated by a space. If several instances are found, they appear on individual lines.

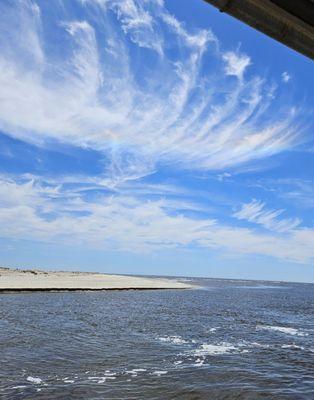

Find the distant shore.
xmin=0 ymin=267 xmax=193 ymax=292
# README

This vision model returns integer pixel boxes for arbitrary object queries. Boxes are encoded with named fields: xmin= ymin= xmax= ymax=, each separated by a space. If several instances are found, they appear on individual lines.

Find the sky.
xmin=0 ymin=0 xmax=313 ymax=282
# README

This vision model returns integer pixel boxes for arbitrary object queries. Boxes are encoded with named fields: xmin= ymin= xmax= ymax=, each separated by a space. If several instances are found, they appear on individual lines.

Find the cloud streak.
xmin=0 ymin=1 xmax=311 ymax=267
xmin=233 ymin=199 xmax=301 ymax=232
xmin=0 ymin=0 xmax=301 ymax=182
xmin=0 ymin=175 xmax=313 ymax=263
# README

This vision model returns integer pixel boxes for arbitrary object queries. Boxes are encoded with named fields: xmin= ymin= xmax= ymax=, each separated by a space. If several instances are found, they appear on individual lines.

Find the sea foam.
xmin=158 ymin=335 xmax=192 ymax=344
xmin=152 ymin=370 xmax=168 ymax=376
xmin=281 ymin=344 xmax=304 ymax=350
xmin=257 ymin=325 xmax=308 ymax=336
xmin=26 ymin=377 xmax=42 ymax=384
xmin=194 ymin=343 xmax=237 ymax=356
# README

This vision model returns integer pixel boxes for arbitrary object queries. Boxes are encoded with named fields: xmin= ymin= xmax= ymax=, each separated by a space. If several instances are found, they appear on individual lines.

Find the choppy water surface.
xmin=0 ymin=278 xmax=313 ymax=399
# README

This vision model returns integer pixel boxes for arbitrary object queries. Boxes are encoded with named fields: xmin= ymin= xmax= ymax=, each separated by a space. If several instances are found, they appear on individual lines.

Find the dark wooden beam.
xmin=203 ymin=0 xmax=314 ymax=59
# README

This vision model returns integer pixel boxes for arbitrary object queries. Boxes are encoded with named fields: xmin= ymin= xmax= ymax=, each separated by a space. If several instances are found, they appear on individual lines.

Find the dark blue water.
xmin=0 ymin=278 xmax=313 ymax=399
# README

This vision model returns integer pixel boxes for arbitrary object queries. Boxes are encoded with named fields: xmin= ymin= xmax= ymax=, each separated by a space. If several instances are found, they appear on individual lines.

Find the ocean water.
xmin=0 ymin=278 xmax=313 ymax=399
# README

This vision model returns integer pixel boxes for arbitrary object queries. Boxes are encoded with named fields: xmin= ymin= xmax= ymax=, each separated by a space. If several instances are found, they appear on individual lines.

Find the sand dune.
xmin=0 ymin=267 xmax=192 ymax=291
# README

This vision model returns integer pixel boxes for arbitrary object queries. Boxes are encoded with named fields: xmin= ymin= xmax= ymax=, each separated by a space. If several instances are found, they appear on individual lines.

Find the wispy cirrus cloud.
xmin=0 ymin=0 xmax=312 ymax=267
xmin=233 ymin=199 xmax=301 ymax=232
xmin=222 ymin=51 xmax=251 ymax=80
xmin=0 ymin=0 xmax=302 ymax=183
xmin=281 ymin=71 xmax=291 ymax=83
xmin=247 ymin=178 xmax=314 ymax=210
xmin=0 ymin=174 xmax=313 ymax=263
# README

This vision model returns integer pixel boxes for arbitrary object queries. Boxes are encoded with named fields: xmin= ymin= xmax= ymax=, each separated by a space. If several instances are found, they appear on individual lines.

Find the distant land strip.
xmin=0 ymin=267 xmax=193 ymax=292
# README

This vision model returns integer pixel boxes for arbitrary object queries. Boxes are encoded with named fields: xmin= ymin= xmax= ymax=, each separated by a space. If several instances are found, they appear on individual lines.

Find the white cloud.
xmin=0 ymin=0 xmax=302 ymax=183
xmin=0 ymin=175 xmax=313 ymax=263
xmin=233 ymin=199 xmax=301 ymax=232
xmin=0 ymin=1 xmax=311 ymax=265
xmin=247 ymin=178 xmax=314 ymax=210
xmin=217 ymin=172 xmax=231 ymax=182
xmin=0 ymin=175 xmax=216 ymax=251
xmin=281 ymin=71 xmax=291 ymax=83
xmin=160 ymin=11 xmax=216 ymax=49
xmin=105 ymin=0 xmax=165 ymax=55
xmin=222 ymin=51 xmax=251 ymax=80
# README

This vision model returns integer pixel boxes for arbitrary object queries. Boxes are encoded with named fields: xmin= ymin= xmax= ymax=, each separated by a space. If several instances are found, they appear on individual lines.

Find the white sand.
xmin=0 ymin=267 xmax=192 ymax=291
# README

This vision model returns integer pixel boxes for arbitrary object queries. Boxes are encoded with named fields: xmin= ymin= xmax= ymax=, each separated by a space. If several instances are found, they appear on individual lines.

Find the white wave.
xmin=88 ymin=375 xmax=116 ymax=383
xmin=63 ymin=379 xmax=75 ymax=383
xmin=97 ymin=377 xmax=116 ymax=383
xmin=194 ymin=357 xmax=205 ymax=366
xmin=173 ymin=360 xmax=183 ymax=365
xmin=152 ymin=370 xmax=168 ymax=376
xmin=158 ymin=335 xmax=191 ymax=344
xmin=125 ymin=368 xmax=146 ymax=377
xmin=257 ymin=325 xmax=308 ymax=336
xmin=12 ymin=386 xmax=27 ymax=389
xmin=104 ymin=371 xmax=117 ymax=376
xmin=281 ymin=344 xmax=304 ymax=350
xmin=250 ymin=341 xmax=270 ymax=348
xmin=209 ymin=327 xmax=218 ymax=333
xmin=185 ymin=340 xmax=253 ymax=364
xmin=26 ymin=376 xmax=42 ymax=384
xmin=194 ymin=343 xmax=237 ymax=356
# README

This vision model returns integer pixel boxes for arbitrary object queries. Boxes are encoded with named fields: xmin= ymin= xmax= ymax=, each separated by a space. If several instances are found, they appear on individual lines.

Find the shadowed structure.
xmin=204 ymin=0 xmax=314 ymax=59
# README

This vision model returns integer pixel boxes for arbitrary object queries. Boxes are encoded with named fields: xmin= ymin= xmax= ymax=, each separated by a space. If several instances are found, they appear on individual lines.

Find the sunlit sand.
xmin=0 ymin=267 xmax=192 ymax=291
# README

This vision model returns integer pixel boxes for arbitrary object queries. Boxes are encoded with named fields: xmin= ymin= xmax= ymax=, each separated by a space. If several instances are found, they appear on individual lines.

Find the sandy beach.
xmin=0 ymin=267 xmax=192 ymax=291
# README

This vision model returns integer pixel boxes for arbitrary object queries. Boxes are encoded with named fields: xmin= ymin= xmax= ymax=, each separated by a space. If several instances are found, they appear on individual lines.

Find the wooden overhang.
xmin=203 ymin=0 xmax=314 ymax=59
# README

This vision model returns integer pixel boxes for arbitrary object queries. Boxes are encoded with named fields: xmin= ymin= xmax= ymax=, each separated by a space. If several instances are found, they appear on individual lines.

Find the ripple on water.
xmin=2 ymin=280 xmax=313 ymax=399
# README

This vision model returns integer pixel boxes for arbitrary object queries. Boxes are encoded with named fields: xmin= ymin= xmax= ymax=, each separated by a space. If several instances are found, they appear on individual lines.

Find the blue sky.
xmin=0 ymin=0 xmax=313 ymax=282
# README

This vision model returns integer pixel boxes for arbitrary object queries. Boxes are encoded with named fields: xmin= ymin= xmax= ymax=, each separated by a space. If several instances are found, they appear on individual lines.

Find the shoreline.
xmin=0 ymin=287 xmax=183 ymax=293
xmin=0 ymin=267 xmax=193 ymax=292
